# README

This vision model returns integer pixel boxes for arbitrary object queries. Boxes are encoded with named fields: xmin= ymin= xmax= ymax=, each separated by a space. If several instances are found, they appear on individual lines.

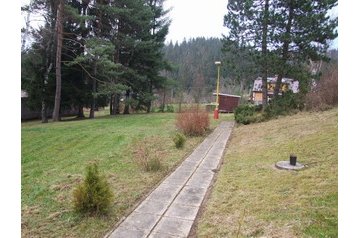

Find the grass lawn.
xmin=196 ymin=108 xmax=338 ymax=237
xmin=21 ymin=111 xmax=233 ymax=238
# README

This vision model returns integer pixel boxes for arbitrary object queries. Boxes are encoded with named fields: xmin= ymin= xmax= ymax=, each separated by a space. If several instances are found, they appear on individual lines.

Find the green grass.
xmin=21 ymin=110 xmax=232 ymax=238
xmin=196 ymin=108 xmax=338 ymax=237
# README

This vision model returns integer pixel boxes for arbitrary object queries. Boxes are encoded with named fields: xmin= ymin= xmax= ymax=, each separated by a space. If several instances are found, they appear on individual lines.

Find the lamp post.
xmin=214 ymin=61 xmax=221 ymax=119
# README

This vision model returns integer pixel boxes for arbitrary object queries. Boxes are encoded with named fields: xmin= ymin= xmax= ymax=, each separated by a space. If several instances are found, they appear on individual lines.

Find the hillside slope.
xmin=196 ymin=108 xmax=338 ymax=237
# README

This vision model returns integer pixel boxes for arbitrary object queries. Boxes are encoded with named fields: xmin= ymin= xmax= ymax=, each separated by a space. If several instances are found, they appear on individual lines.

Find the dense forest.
xmin=161 ymin=37 xmax=337 ymax=105
xmin=162 ymin=37 xmax=245 ymax=105
xmin=21 ymin=0 xmax=338 ymax=121
xmin=22 ymin=0 xmax=171 ymax=121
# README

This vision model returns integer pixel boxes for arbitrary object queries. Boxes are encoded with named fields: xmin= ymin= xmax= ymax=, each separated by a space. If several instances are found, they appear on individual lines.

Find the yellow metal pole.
xmin=214 ymin=61 xmax=221 ymax=119
xmin=215 ymin=64 xmax=220 ymax=109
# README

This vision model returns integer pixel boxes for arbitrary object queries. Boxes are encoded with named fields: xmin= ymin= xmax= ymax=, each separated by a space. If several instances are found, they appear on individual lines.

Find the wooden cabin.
xmin=212 ymin=93 xmax=241 ymax=112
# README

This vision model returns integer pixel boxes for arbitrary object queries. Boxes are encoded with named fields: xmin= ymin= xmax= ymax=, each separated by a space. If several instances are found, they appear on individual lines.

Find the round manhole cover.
xmin=275 ymin=161 xmax=304 ymax=170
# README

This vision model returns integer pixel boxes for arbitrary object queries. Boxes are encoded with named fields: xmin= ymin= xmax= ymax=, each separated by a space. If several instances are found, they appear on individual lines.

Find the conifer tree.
xmin=272 ymin=0 xmax=338 ymax=97
xmin=223 ymin=0 xmax=338 ymax=103
xmin=22 ymin=0 xmax=171 ymax=118
xmin=224 ymin=0 xmax=274 ymax=106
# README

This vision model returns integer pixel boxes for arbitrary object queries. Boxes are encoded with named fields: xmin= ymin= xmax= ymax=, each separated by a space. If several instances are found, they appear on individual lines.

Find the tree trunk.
xmin=146 ymin=81 xmax=153 ymax=113
xmin=178 ymin=91 xmax=183 ymax=113
xmin=239 ymin=80 xmax=245 ymax=95
xmin=274 ymin=3 xmax=294 ymax=97
xmin=89 ymin=63 xmax=97 ymax=119
xmin=261 ymin=0 xmax=269 ymax=107
xmin=114 ymin=94 xmax=120 ymax=114
xmin=123 ymin=90 xmax=130 ymax=114
xmin=42 ymin=61 xmax=52 ymax=123
xmin=41 ymin=101 xmax=48 ymax=123
xmin=77 ymin=105 xmax=85 ymax=118
xmin=109 ymin=94 xmax=113 ymax=115
xmin=52 ymin=0 xmax=64 ymax=121
xmin=112 ymin=94 xmax=120 ymax=115
xmin=161 ymin=88 xmax=166 ymax=112
xmin=146 ymin=101 xmax=151 ymax=113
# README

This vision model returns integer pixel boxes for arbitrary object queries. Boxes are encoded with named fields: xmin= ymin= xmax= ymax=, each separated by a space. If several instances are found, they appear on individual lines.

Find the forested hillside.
xmin=162 ymin=37 xmax=251 ymax=104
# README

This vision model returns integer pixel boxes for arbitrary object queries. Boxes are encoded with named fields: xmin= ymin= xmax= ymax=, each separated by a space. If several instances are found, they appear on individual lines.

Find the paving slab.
xmin=107 ymin=121 xmax=234 ymax=238
xmin=109 ymin=228 xmax=147 ymax=238
xmin=186 ymin=170 xmax=214 ymax=189
xmin=164 ymin=203 xmax=200 ymax=221
xmin=135 ymin=199 xmax=171 ymax=216
xmin=147 ymin=232 xmax=178 ymax=238
xmin=150 ymin=217 xmax=193 ymax=237
xmin=118 ymin=212 xmax=161 ymax=233
xmin=173 ymin=186 xmax=207 ymax=207
xmin=146 ymin=182 xmax=182 ymax=202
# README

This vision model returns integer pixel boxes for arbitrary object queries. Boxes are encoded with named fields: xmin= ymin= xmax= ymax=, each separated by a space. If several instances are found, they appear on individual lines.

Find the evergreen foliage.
xmin=223 ymin=0 xmax=338 ymax=104
xmin=264 ymin=91 xmax=304 ymax=118
xmin=163 ymin=37 xmax=249 ymax=103
xmin=173 ymin=132 xmax=186 ymax=149
xmin=163 ymin=38 xmax=223 ymax=98
xmin=21 ymin=0 xmax=171 ymax=120
xmin=234 ymin=92 xmax=305 ymax=125
xmin=234 ymin=105 xmax=256 ymax=125
xmin=73 ymin=163 xmax=113 ymax=215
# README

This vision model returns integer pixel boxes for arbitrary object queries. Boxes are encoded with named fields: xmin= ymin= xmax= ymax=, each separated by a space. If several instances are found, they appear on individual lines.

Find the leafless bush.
xmin=132 ymin=137 xmax=164 ymax=172
xmin=176 ymin=106 xmax=210 ymax=136
xmin=305 ymin=64 xmax=338 ymax=111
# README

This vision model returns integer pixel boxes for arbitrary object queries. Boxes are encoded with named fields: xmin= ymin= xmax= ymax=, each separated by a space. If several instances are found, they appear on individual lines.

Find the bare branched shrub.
xmin=176 ymin=106 xmax=210 ymax=136
xmin=132 ymin=137 xmax=164 ymax=172
xmin=306 ymin=64 xmax=338 ymax=111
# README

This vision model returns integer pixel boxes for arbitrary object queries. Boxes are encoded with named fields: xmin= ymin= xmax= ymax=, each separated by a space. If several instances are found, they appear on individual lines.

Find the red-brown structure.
xmin=213 ymin=93 xmax=241 ymax=113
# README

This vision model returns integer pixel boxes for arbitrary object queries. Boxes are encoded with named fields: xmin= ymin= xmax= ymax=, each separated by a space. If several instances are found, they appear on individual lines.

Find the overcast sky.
xmin=164 ymin=0 xmax=338 ymax=47
xmin=163 ymin=0 xmax=229 ymax=44
xmin=21 ymin=0 xmax=337 ymax=47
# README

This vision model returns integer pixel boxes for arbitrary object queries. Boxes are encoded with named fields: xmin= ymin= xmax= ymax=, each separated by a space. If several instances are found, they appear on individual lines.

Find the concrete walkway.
xmin=107 ymin=121 xmax=234 ymax=238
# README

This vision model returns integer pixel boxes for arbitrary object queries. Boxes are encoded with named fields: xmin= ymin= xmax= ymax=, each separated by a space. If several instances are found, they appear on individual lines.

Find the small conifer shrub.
xmin=73 ymin=163 xmax=113 ymax=215
xmin=173 ymin=132 xmax=186 ymax=149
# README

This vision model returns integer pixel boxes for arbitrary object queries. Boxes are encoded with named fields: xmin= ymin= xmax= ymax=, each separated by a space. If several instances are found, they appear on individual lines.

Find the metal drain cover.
xmin=275 ymin=161 xmax=304 ymax=170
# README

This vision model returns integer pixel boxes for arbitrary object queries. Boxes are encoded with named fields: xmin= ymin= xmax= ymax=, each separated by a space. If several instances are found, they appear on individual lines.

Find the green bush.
xmin=73 ymin=163 xmax=113 ymax=215
xmin=264 ymin=91 xmax=304 ymax=118
xmin=166 ymin=105 xmax=175 ymax=113
xmin=234 ymin=104 xmax=257 ymax=125
xmin=235 ymin=92 xmax=304 ymax=125
xmin=173 ymin=132 xmax=186 ymax=148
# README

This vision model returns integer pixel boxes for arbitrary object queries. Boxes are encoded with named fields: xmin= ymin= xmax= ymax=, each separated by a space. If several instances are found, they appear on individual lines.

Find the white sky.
xmin=20 ymin=0 xmax=229 ymax=44
xmin=20 ymin=0 xmax=337 ymax=47
xmin=163 ymin=0 xmax=229 ymax=44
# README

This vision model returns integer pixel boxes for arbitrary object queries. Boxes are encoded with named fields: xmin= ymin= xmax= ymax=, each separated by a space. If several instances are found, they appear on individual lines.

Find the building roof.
xmin=253 ymin=77 xmax=299 ymax=93
xmin=212 ymin=93 xmax=241 ymax=98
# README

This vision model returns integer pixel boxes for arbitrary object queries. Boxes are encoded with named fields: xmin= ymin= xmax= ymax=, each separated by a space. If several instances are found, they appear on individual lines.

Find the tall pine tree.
xmin=223 ymin=0 xmax=338 ymax=103
xmin=272 ymin=0 xmax=338 ymax=97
